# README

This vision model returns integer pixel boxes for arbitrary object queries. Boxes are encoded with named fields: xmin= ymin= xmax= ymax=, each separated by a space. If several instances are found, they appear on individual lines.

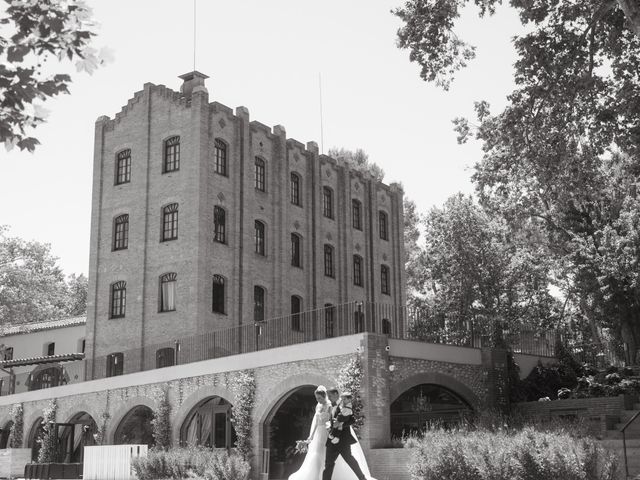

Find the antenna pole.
xmin=319 ymin=72 xmax=324 ymax=155
xmin=193 ymin=0 xmax=197 ymax=71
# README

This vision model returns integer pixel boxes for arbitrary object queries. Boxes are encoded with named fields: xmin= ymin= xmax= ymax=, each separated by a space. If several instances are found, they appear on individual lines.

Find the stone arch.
xmin=106 ymin=396 xmax=157 ymax=444
xmin=27 ymin=415 xmax=44 ymax=460
xmin=112 ymin=405 xmax=154 ymax=447
xmin=255 ymin=372 xmax=334 ymax=475
xmin=390 ymin=371 xmax=480 ymax=407
xmin=58 ymin=411 xmax=98 ymax=463
xmin=59 ymin=401 xmax=102 ymax=427
xmin=171 ymin=384 xmax=236 ymax=444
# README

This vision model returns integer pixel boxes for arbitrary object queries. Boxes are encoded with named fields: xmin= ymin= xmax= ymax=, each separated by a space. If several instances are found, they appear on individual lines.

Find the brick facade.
xmin=86 ymin=72 xmax=406 ymax=369
xmin=0 ymin=334 xmax=502 ymax=479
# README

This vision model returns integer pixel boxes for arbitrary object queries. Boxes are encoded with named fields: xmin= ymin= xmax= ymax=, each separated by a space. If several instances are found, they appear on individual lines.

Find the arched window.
xmin=180 ymin=397 xmax=236 ymax=448
xmin=255 ymin=220 xmax=265 ymax=255
xmin=382 ymin=318 xmax=392 ymax=335
xmin=113 ymin=214 xmax=129 ymax=250
xmin=212 ymin=275 xmax=225 ymax=314
xmin=323 ymin=187 xmax=333 ymax=219
xmin=214 ymin=139 xmax=227 ymax=176
xmin=163 ymin=136 xmax=180 ymax=173
xmin=390 ymin=384 xmax=472 ymax=437
xmin=291 ymin=233 xmax=302 ymax=267
xmin=106 ymin=352 xmax=124 ymax=377
xmin=159 ymin=273 xmax=177 ymax=312
xmin=352 ymin=199 xmax=362 ymax=230
xmin=156 ymin=347 xmax=175 ymax=368
xmin=214 ymin=206 xmax=226 ymax=244
xmin=110 ymin=281 xmax=126 ymax=318
xmin=291 ymin=295 xmax=302 ymax=331
xmin=115 ymin=149 xmax=131 ymax=185
xmin=114 ymin=406 xmax=154 ymax=446
xmin=29 ymin=366 xmax=64 ymax=390
xmin=353 ymin=255 xmax=363 ymax=287
xmin=379 ymin=210 xmax=388 ymax=240
xmin=255 ymin=157 xmax=266 ymax=191
xmin=324 ymin=303 xmax=335 ymax=338
xmin=381 ymin=265 xmax=391 ymax=295
xmin=162 ymin=203 xmax=179 ymax=241
xmin=290 ymin=172 xmax=301 ymax=206
xmin=324 ymin=244 xmax=334 ymax=277
xmin=254 ymin=286 xmax=265 ymax=322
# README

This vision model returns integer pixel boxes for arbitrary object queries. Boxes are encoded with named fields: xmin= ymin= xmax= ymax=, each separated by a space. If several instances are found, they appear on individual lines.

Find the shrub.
xmin=132 ymin=446 xmax=250 ymax=480
xmin=511 ymin=362 xmax=577 ymax=401
xmin=407 ymin=426 xmax=617 ymax=480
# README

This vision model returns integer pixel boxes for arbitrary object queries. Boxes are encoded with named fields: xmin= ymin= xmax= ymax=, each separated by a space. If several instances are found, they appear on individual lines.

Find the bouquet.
xmin=294 ymin=439 xmax=310 ymax=454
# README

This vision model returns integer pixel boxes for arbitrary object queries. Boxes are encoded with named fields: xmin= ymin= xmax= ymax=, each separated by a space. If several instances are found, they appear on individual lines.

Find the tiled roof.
xmin=0 ymin=316 xmax=86 ymax=337
xmin=0 ymin=352 xmax=85 ymax=368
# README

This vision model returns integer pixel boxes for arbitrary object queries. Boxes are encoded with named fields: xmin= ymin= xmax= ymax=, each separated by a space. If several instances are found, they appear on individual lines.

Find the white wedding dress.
xmin=287 ymin=402 xmax=374 ymax=480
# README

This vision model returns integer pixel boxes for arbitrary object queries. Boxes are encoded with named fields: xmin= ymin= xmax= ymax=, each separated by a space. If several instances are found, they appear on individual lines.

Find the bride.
xmin=288 ymin=385 xmax=374 ymax=480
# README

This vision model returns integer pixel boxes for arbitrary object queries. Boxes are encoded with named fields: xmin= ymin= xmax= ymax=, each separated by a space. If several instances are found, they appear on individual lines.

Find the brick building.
xmin=86 ymin=71 xmax=406 ymax=372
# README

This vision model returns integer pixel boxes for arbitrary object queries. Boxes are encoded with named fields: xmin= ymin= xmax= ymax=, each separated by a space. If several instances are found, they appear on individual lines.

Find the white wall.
xmin=388 ymin=338 xmax=482 ymax=365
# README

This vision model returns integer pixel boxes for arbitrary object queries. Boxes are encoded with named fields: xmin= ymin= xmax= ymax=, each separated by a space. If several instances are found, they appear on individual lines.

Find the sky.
xmin=0 ymin=0 xmax=523 ymax=276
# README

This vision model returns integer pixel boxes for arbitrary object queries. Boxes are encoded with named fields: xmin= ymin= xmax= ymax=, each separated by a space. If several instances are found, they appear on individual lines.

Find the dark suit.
xmin=322 ymin=403 xmax=366 ymax=480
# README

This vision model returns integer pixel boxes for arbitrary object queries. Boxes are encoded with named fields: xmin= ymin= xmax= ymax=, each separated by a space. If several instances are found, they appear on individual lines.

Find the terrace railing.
xmin=0 ymin=301 xmax=558 ymax=396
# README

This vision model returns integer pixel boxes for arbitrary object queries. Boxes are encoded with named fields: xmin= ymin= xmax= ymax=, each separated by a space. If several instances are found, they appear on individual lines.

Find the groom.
xmin=322 ymin=387 xmax=366 ymax=480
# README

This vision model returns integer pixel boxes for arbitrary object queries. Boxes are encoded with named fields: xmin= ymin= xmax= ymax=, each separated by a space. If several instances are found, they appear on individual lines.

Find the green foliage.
xmin=151 ymin=390 xmax=171 ymax=450
xmin=37 ymin=399 xmax=57 ymax=463
xmin=0 ymin=226 xmax=88 ymax=328
xmin=394 ymin=0 xmax=640 ymax=364
xmin=230 ymin=370 xmax=255 ymax=460
xmin=8 ymin=403 xmax=23 ymax=448
xmin=93 ymin=411 xmax=110 ymax=446
xmin=327 ymin=147 xmax=385 ymax=182
xmin=132 ymin=446 xmax=250 ymax=480
xmin=337 ymin=355 xmax=365 ymax=436
xmin=410 ymin=194 xmax=559 ymax=339
xmin=407 ymin=426 xmax=618 ymax=480
xmin=0 ymin=0 xmax=110 ymax=151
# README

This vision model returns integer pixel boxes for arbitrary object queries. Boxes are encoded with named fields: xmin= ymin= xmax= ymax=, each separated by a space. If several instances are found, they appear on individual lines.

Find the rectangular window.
xmin=164 ymin=136 xmax=180 ymax=173
xmin=353 ymin=256 xmax=363 ymax=286
xmin=381 ymin=265 xmax=390 ymax=295
xmin=255 ymin=158 xmax=266 ymax=191
xmin=324 ymin=245 xmax=334 ymax=278
xmin=291 ymin=296 xmax=302 ymax=331
xmin=323 ymin=187 xmax=333 ymax=219
xmin=106 ymin=352 xmax=124 ymax=377
xmin=325 ymin=304 xmax=335 ymax=338
xmin=291 ymin=173 xmax=301 ymax=206
xmin=214 ymin=139 xmax=227 ymax=176
xmin=352 ymin=199 xmax=362 ymax=230
xmin=113 ymin=214 xmax=129 ymax=250
xmin=291 ymin=234 xmax=301 ymax=267
xmin=160 ymin=273 xmax=177 ymax=312
xmin=162 ymin=204 xmax=179 ymax=241
xmin=379 ymin=211 xmax=388 ymax=240
xmin=46 ymin=342 xmax=55 ymax=356
xmin=212 ymin=275 xmax=225 ymax=314
xmin=214 ymin=206 xmax=226 ymax=244
xmin=115 ymin=149 xmax=131 ymax=185
xmin=354 ymin=311 xmax=365 ymax=333
xmin=255 ymin=221 xmax=265 ymax=255
xmin=3 ymin=347 xmax=13 ymax=361
xmin=254 ymin=286 xmax=265 ymax=322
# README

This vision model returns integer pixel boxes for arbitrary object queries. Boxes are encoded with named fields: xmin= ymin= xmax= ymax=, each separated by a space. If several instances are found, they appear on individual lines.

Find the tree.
xmin=328 ymin=147 xmax=385 ymax=182
xmin=1 ymin=0 xmax=108 ymax=152
xmin=0 ymin=226 xmax=88 ymax=326
xmin=394 ymin=0 xmax=640 ymax=362
xmin=410 ymin=193 xmax=559 ymax=342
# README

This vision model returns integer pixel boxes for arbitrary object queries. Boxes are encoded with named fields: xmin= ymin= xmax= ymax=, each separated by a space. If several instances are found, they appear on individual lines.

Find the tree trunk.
xmin=580 ymin=296 xmax=603 ymax=346
xmin=620 ymin=317 xmax=638 ymax=365
xmin=617 ymin=0 xmax=640 ymax=37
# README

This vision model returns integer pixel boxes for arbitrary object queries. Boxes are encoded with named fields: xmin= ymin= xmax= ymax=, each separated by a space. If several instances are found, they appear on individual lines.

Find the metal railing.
xmin=0 ymin=301 xmax=558 ymax=396
xmin=622 ymin=410 xmax=640 ymax=479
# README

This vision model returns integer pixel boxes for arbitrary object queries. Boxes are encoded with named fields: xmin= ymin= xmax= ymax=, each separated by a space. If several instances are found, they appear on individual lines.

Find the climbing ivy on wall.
xmin=94 ymin=411 xmax=110 ymax=446
xmin=230 ymin=370 xmax=255 ymax=459
xmin=8 ymin=403 xmax=23 ymax=448
xmin=151 ymin=389 xmax=171 ymax=450
xmin=37 ymin=399 xmax=57 ymax=463
xmin=337 ymin=355 xmax=365 ymax=436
